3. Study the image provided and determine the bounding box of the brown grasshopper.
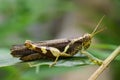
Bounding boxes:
[10,16,104,67]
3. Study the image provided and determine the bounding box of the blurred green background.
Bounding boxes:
[0,0,120,80]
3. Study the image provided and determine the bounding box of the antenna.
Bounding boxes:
[91,15,105,37]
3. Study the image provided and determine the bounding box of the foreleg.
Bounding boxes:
[80,50,103,65]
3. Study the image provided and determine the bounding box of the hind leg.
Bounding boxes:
[24,40,71,67]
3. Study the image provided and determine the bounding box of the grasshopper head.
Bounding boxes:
[82,33,92,50]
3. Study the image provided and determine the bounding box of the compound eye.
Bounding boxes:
[83,34,91,42]
[85,36,90,41]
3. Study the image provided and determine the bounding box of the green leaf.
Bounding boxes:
[0,48,21,67]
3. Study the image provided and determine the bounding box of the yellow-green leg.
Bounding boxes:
[49,55,59,67]
[49,52,71,67]
[80,50,103,65]
[48,48,71,67]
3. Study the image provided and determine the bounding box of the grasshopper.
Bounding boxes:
[11,16,104,67]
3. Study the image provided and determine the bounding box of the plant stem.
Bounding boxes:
[88,46,120,80]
